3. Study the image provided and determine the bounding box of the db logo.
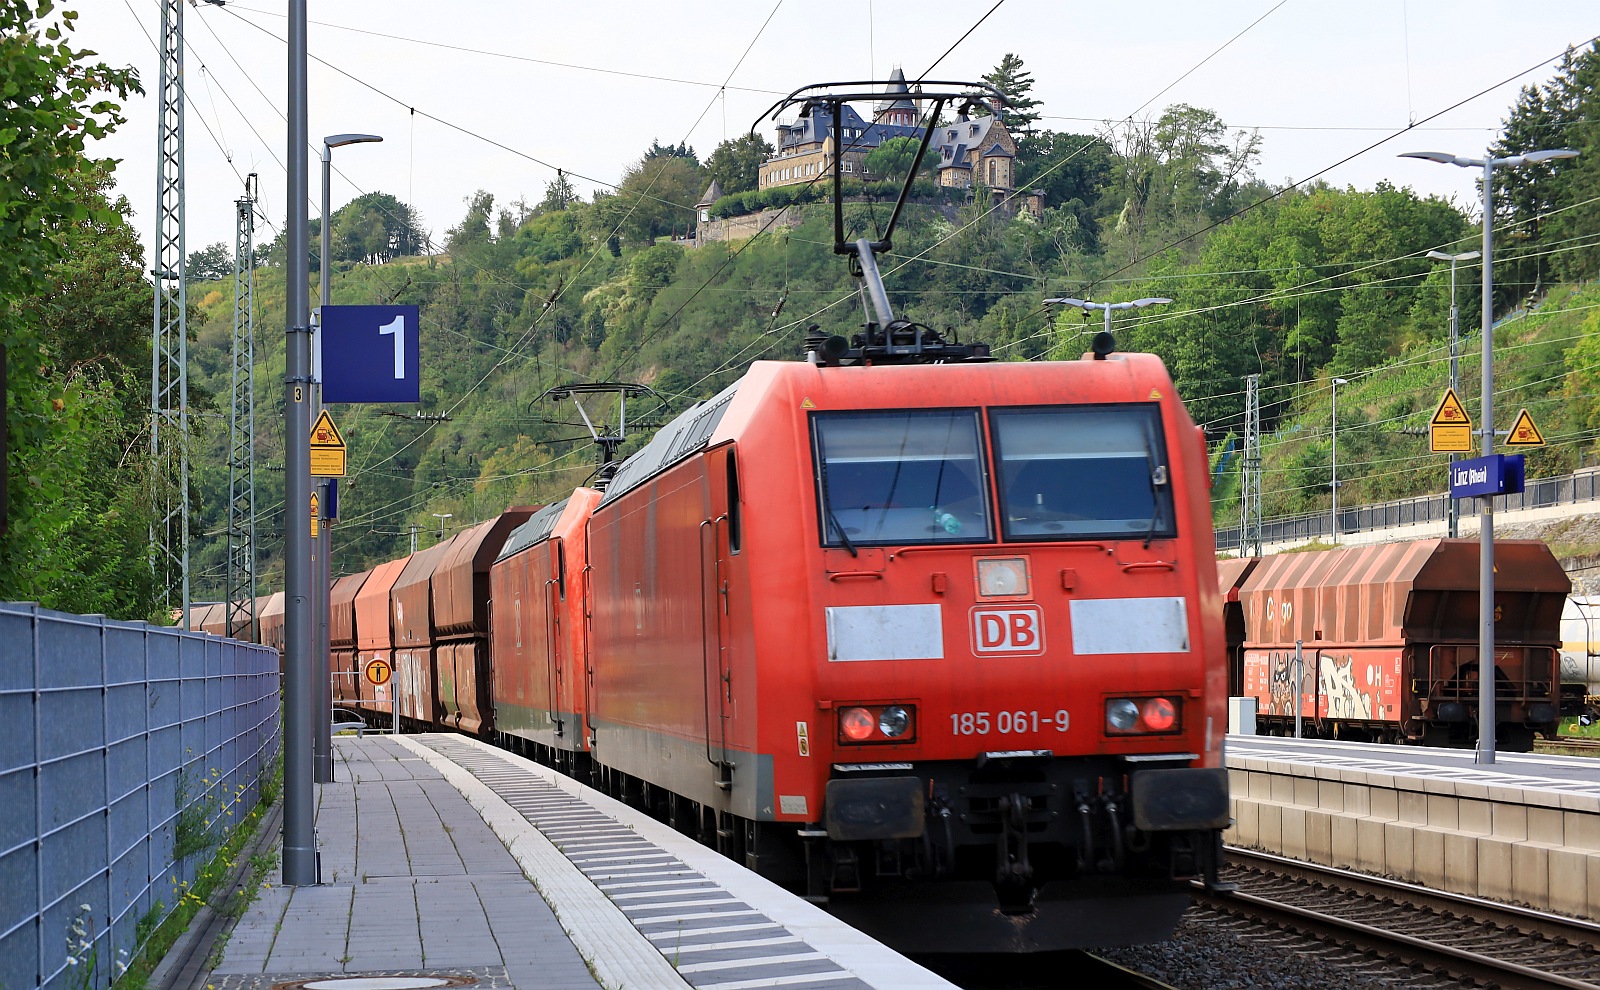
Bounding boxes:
[971,605,1045,656]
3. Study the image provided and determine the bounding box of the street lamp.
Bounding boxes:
[1426,248,1481,539]
[1331,377,1348,543]
[1402,145,1579,764]
[313,132,381,785]
[1043,296,1174,355]
[432,512,453,540]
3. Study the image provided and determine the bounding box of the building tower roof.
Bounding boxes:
[696,179,724,208]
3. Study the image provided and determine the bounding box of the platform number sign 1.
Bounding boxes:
[320,305,421,404]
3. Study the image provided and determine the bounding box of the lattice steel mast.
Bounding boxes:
[227,175,258,638]
[151,0,190,625]
[1240,373,1263,557]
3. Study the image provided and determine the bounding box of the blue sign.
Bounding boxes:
[1450,453,1525,499]
[320,305,421,403]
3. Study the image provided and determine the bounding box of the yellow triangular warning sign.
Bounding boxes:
[1505,407,1546,447]
[1431,387,1471,426]
[1149,388,1163,399]
[310,409,346,448]
[800,397,815,409]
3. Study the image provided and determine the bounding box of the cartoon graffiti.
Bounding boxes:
[1319,653,1373,720]
[1267,652,1294,716]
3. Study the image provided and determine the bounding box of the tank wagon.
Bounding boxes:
[1223,539,1567,748]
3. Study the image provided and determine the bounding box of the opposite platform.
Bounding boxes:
[207,733,956,990]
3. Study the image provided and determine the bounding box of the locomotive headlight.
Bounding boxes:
[977,557,1030,597]
[840,707,876,741]
[878,705,912,738]
[1105,699,1140,733]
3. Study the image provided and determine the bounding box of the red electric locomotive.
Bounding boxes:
[250,76,1232,956]
[574,349,1231,953]
[489,489,603,772]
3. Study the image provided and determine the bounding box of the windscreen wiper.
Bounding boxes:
[826,504,859,557]
[1141,418,1167,550]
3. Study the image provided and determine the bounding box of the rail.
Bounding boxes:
[1194,846,1600,988]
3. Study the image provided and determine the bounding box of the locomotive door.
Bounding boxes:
[544,538,564,740]
[700,447,737,788]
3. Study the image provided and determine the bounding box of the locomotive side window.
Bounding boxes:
[725,454,742,554]
[991,405,1176,542]
[813,410,992,547]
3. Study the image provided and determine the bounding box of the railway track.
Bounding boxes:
[1194,847,1600,988]
[1536,736,1600,754]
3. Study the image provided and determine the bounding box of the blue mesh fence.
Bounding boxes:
[0,604,280,990]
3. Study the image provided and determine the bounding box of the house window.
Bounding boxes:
[988,160,996,185]
[970,123,979,136]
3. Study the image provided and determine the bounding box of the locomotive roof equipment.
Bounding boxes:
[756,79,1006,367]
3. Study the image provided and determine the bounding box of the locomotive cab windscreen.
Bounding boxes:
[813,409,993,546]
[813,404,1175,547]
[992,405,1174,541]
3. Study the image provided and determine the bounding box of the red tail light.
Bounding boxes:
[837,704,918,744]
[1105,696,1183,735]
[840,707,876,741]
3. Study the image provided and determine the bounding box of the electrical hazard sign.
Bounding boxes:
[1504,407,1546,447]
[310,409,347,477]
[1430,387,1473,453]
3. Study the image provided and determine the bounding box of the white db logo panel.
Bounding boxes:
[971,605,1045,656]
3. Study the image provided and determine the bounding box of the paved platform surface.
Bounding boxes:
[1229,734,1600,794]
[208,734,954,990]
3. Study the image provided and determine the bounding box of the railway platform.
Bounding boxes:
[200,734,955,990]
[1224,735,1600,919]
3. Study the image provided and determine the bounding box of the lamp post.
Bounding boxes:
[312,133,382,785]
[1402,145,1579,764]
[432,512,453,541]
[1426,249,1481,539]
[1331,377,1348,543]
[1042,296,1174,353]
[282,0,314,887]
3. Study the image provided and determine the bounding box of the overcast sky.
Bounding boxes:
[68,1,1600,262]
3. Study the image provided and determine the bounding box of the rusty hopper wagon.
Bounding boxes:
[1224,539,1567,749]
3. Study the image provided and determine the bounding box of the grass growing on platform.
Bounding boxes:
[114,757,283,990]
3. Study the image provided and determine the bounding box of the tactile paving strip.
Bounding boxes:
[420,739,872,990]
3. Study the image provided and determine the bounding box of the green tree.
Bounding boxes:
[643,138,699,168]
[185,241,232,282]
[704,133,773,196]
[863,136,930,182]
[2,0,141,575]
[445,189,495,252]
[1015,130,1115,251]
[593,149,703,245]
[980,53,1041,134]
[539,170,580,213]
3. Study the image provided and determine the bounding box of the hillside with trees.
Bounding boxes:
[6,19,1600,613]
